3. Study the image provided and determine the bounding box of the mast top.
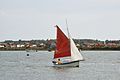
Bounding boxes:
[66,19,70,38]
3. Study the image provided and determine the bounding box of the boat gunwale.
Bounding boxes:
[53,60,79,65]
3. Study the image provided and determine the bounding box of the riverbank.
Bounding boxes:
[0,46,120,51]
[0,48,120,51]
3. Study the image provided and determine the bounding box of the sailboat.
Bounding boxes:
[52,25,84,67]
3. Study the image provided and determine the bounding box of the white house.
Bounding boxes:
[17,44,25,48]
[0,44,5,48]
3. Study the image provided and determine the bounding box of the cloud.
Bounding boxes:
[0,9,8,16]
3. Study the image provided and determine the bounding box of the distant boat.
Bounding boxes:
[52,25,84,67]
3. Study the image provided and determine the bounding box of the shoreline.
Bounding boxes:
[0,49,120,51]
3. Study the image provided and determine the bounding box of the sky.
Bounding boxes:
[0,0,120,41]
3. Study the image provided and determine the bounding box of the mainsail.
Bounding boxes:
[54,25,71,58]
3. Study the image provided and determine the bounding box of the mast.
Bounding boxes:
[66,19,70,38]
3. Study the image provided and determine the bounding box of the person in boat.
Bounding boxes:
[57,59,62,64]
[52,58,62,64]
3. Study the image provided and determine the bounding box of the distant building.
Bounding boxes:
[10,44,17,48]
[17,44,25,48]
[0,43,5,48]
[30,44,37,48]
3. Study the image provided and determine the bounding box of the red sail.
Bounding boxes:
[54,25,71,59]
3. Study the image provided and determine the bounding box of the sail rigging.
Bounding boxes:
[54,25,84,61]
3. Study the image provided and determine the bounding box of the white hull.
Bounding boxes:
[53,60,79,67]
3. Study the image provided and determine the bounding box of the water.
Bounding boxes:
[0,51,120,80]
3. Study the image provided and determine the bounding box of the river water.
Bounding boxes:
[0,51,120,80]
